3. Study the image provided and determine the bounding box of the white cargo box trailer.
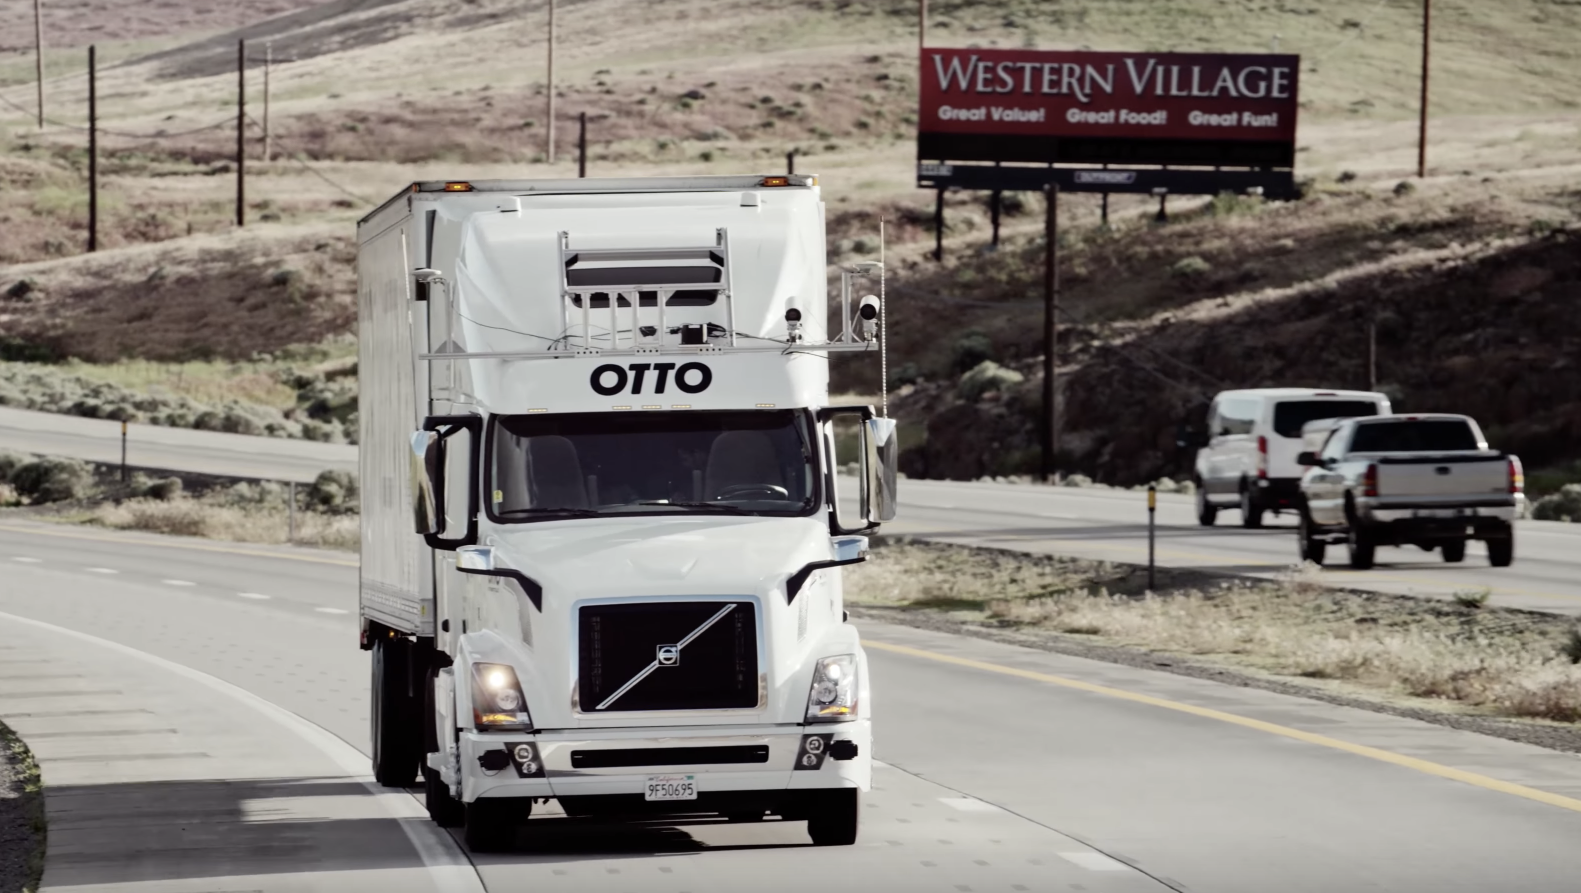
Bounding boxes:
[355,175,897,851]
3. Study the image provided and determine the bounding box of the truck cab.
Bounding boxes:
[355,175,896,850]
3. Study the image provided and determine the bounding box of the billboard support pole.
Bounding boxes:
[1417,0,1430,178]
[918,0,926,51]
[989,189,1001,247]
[1041,183,1059,482]
[932,188,943,262]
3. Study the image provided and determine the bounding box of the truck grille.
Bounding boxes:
[578,601,758,712]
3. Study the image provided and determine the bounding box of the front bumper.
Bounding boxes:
[456,720,871,804]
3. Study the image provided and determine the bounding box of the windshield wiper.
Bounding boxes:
[495,507,603,517]
[634,501,753,514]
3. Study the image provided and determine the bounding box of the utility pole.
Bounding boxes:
[1041,183,1060,481]
[577,111,587,177]
[546,0,556,164]
[236,39,246,227]
[33,0,44,128]
[263,42,272,163]
[1416,0,1431,178]
[87,44,96,252]
[1368,314,1378,391]
[786,149,795,175]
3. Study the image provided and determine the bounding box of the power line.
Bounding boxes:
[245,112,372,206]
[0,88,232,138]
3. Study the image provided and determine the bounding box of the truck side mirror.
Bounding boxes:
[1296,451,1319,468]
[410,430,441,535]
[864,417,899,523]
[410,415,482,549]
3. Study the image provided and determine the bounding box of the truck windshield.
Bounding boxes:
[488,410,817,520]
[1350,420,1479,452]
[1272,400,1381,438]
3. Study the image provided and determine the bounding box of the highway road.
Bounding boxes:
[5,519,1581,892]
[0,406,357,484]
[4,405,1577,615]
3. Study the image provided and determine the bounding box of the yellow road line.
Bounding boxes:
[866,639,1581,816]
[0,523,359,568]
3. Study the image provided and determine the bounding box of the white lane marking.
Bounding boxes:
[162,579,196,587]
[315,607,349,615]
[1039,512,1079,520]
[237,592,272,600]
[12,557,42,563]
[86,567,119,574]
[0,610,485,893]
[1059,852,1133,872]
[938,797,1005,813]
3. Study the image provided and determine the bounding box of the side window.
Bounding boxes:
[1221,399,1256,436]
[1320,427,1348,462]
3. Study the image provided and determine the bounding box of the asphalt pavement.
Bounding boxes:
[5,405,1577,614]
[4,519,1581,891]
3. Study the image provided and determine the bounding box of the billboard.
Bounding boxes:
[918,49,1300,168]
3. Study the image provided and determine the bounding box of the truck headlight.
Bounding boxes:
[472,663,531,730]
[805,654,857,722]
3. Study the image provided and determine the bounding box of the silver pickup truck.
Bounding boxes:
[1295,414,1525,570]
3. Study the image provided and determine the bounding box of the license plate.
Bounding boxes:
[1414,508,1467,518]
[644,775,697,801]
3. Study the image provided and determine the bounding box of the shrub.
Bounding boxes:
[307,469,360,513]
[959,360,1024,401]
[1532,484,1581,522]
[950,329,994,374]
[0,450,28,482]
[10,457,95,503]
[1392,180,1416,197]
[1171,256,1213,278]
[147,477,184,501]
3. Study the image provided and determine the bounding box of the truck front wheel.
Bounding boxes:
[371,636,420,788]
[806,789,860,846]
[1440,540,1467,563]
[464,798,526,852]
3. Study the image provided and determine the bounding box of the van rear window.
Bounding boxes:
[1272,400,1380,438]
[1350,420,1479,453]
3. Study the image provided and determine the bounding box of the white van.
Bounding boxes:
[1194,388,1391,527]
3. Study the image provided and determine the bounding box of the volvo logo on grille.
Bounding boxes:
[656,644,680,666]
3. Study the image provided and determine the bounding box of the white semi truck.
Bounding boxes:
[355,174,897,852]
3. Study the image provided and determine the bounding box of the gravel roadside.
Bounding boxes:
[0,722,44,893]
[851,603,1581,754]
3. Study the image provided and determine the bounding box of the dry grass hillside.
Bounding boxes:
[0,0,1578,488]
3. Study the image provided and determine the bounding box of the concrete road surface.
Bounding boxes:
[0,405,356,484]
[4,519,1581,891]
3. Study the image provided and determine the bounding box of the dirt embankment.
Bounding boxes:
[894,226,1581,484]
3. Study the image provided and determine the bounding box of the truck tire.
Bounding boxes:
[1297,510,1326,566]
[422,669,464,827]
[1239,485,1264,529]
[1347,527,1376,571]
[1487,530,1515,568]
[806,789,859,846]
[371,636,420,788]
[464,797,524,852]
[1196,487,1217,527]
[1440,540,1466,563]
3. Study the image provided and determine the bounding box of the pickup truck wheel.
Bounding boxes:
[1239,486,1264,529]
[464,798,525,852]
[1440,540,1467,563]
[1298,511,1326,566]
[806,789,860,846]
[1196,487,1217,527]
[371,636,420,788]
[1487,533,1515,568]
[1347,527,1376,571]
